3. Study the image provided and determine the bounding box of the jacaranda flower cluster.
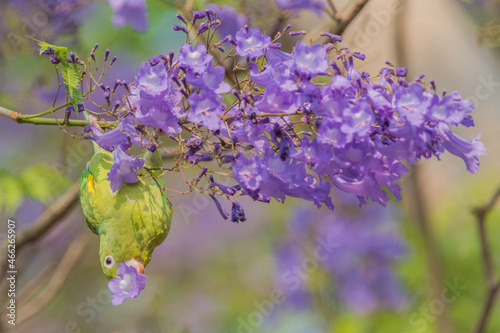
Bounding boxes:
[47,8,485,221]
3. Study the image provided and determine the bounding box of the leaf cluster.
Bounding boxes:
[0,163,72,215]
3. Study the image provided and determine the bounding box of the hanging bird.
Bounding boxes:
[79,148,172,279]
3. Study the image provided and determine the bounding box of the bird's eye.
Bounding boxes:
[103,255,115,269]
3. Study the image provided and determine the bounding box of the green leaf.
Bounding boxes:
[0,170,25,215]
[61,65,84,112]
[33,38,83,114]
[33,38,69,62]
[19,163,72,204]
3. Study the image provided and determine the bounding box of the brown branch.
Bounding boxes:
[332,0,370,36]
[473,280,500,333]
[0,105,20,121]
[17,263,56,307]
[475,188,500,285]
[394,2,453,332]
[405,167,454,333]
[17,233,91,325]
[472,188,500,333]
[0,182,82,333]
[0,182,80,279]
[326,0,339,16]
[0,105,115,128]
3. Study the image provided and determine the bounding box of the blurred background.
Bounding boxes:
[0,0,500,332]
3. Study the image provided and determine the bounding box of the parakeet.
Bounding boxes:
[79,148,172,279]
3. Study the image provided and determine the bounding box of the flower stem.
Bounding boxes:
[20,101,72,119]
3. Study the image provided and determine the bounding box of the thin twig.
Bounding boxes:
[472,188,500,333]
[473,280,500,333]
[326,0,339,17]
[475,188,500,285]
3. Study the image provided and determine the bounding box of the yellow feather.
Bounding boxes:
[87,173,95,195]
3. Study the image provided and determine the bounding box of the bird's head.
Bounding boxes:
[99,233,145,280]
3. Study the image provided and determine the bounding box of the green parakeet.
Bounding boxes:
[79,148,172,279]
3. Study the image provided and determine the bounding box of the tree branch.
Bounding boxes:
[473,280,500,333]
[394,2,453,332]
[18,182,80,252]
[0,182,80,279]
[16,233,91,325]
[0,105,116,128]
[0,182,83,331]
[472,188,500,333]
[326,0,339,17]
[331,0,370,36]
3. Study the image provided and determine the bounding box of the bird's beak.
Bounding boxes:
[126,258,144,274]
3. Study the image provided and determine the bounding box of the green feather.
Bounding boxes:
[79,149,172,279]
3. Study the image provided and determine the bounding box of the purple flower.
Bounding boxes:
[108,262,148,306]
[172,24,188,34]
[339,102,375,139]
[187,152,213,164]
[8,0,87,40]
[260,149,334,209]
[251,60,296,91]
[187,91,225,131]
[317,118,348,148]
[231,153,269,199]
[321,32,342,42]
[191,10,207,23]
[292,41,329,76]
[209,195,229,220]
[274,204,407,313]
[77,21,484,215]
[107,0,148,32]
[128,61,183,133]
[185,62,231,95]
[210,180,240,196]
[207,4,248,39]
[436,123,486,173]
[291,137,334,174]
[231,202,246,222]
[118,116,154,149]
[274,240,311,309]
[392,83,430,126]
[332,169,391,207]
[427,91,475,125]
[84,125,130,152]
[231,149,334,209]
[177,43,213,74]
[148,54,166,67]
[235,27,272,60]
[275,0,326,16]
[107,146,145,192]
[255,86,298,114]
[225,119,272,154]
[395,67,407,77]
